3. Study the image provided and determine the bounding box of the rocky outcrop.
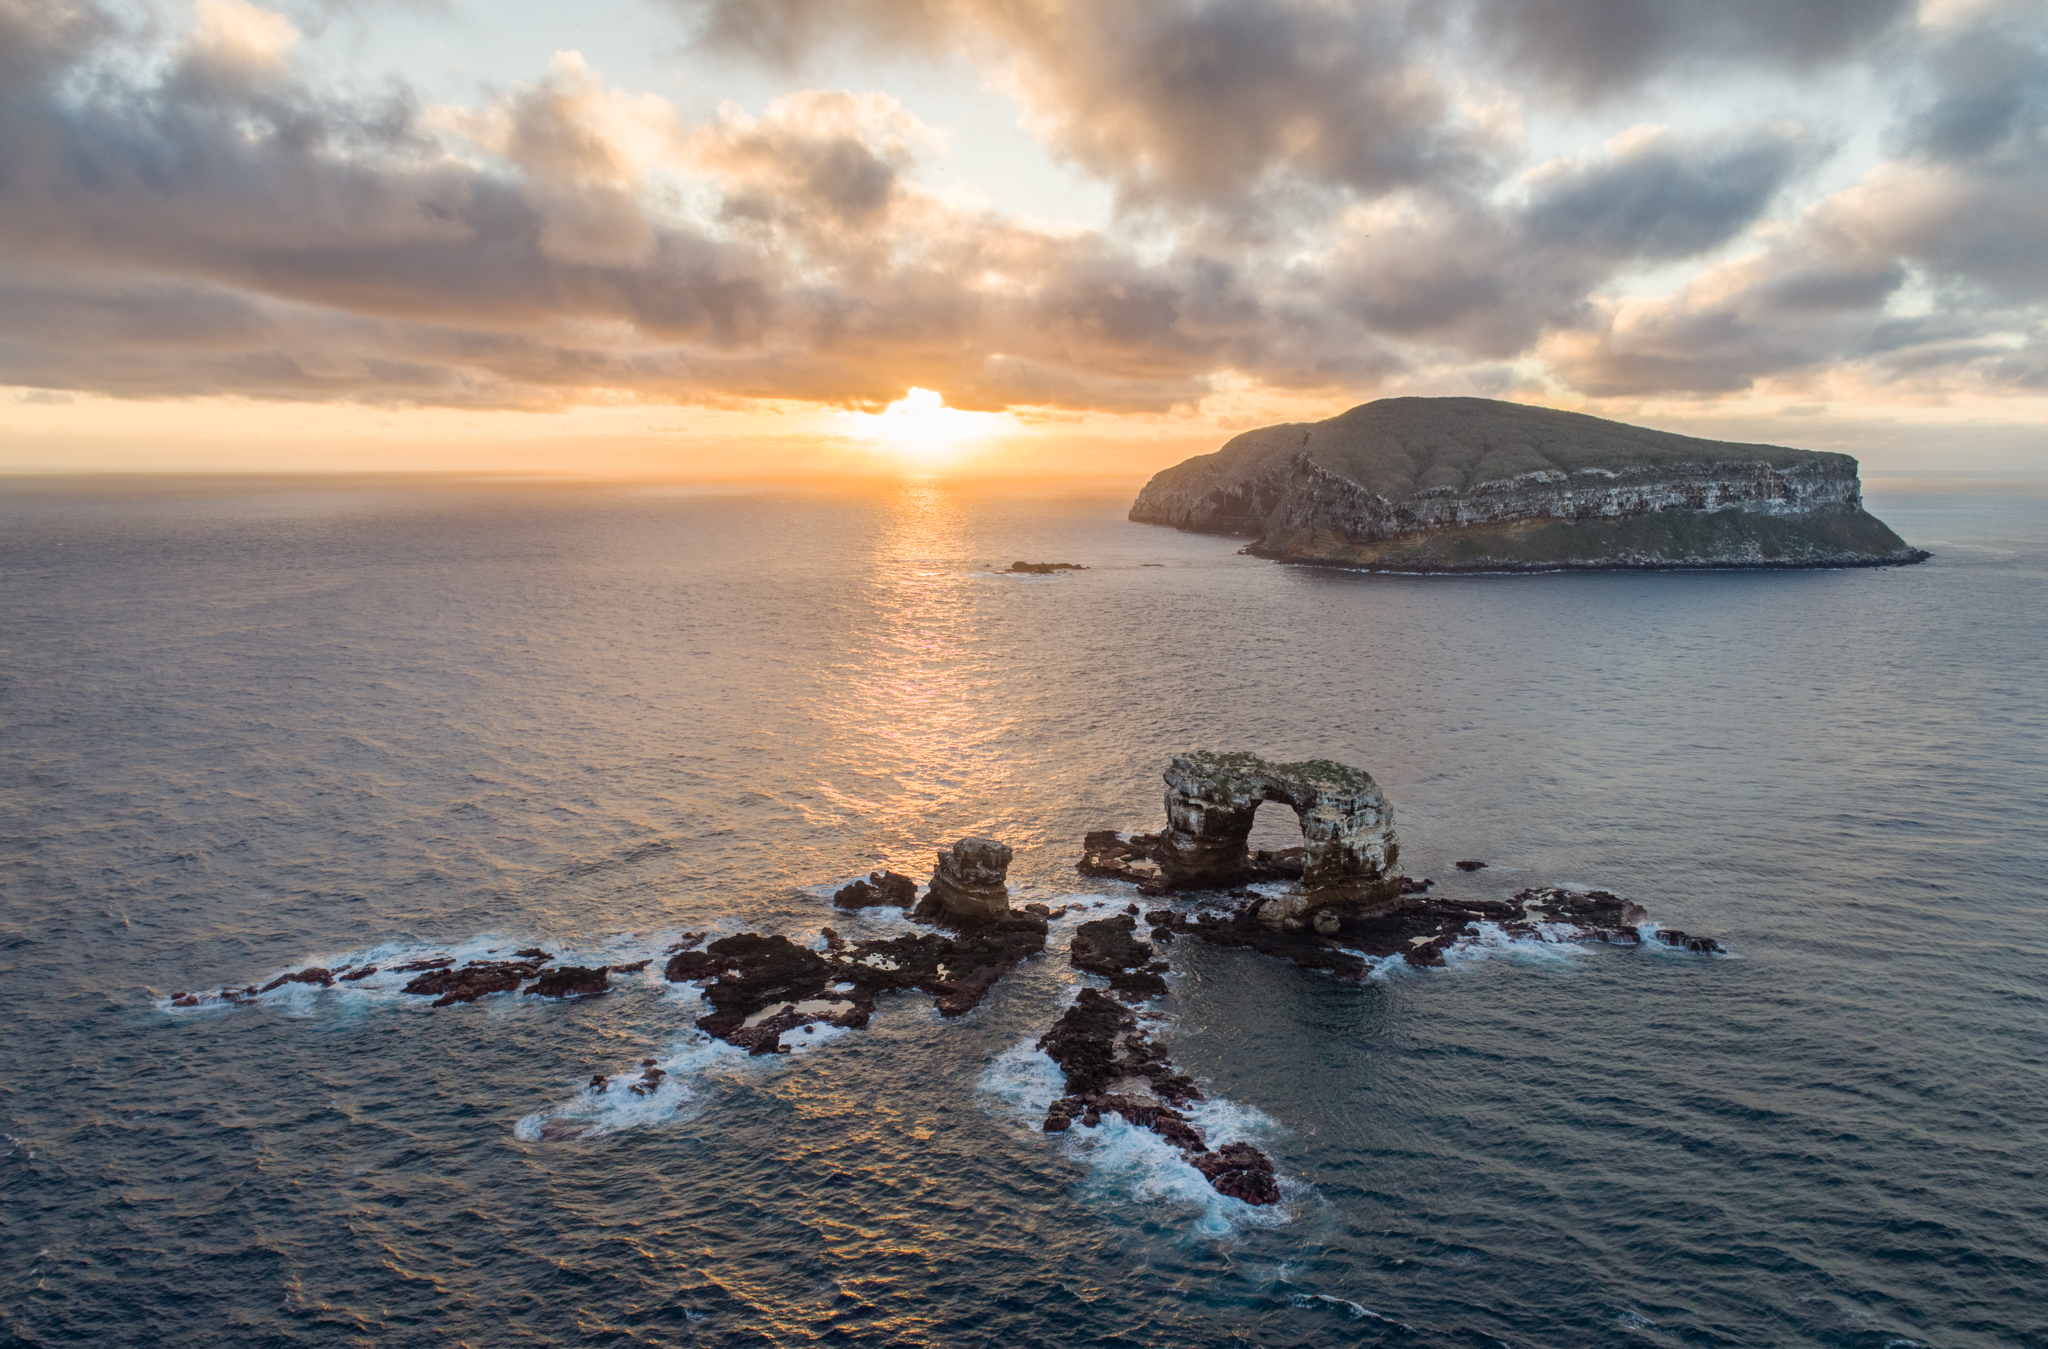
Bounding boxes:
[1081,753,1401,930]
[665,911,1049,1054]
[401,956,551,1007]
[525,965,611,998]
[1035,985,1280,1206]
[1131,396,1927,571]
[924,837,1014,921]
[1150,882,1701,978]
[1070,913,1170,999]
[833,869,919,909]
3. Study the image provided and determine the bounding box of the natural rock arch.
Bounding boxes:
[1157,752,1400,927]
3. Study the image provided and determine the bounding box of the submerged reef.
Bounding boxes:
[1130,396,1928,571]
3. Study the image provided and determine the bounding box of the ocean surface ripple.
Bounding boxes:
[0,475,2042,1347]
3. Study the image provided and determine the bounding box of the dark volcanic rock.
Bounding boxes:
[1653,929,1725,954]
[1078,830,1169,892]
[665,912,1049,1052]
[1034,987,1275,1206]
[1515,886,1648,926]
[258,968,334,993]
[1006,560,1087,574]
[1070,914,1168,999]
[1192,1143,1281,1206]
[339,965,378,982]
[833,868,919,909]
[403,957,547,1007]
[1456,859,1487,871]
[1144,880,1686,980]
[525,965,611,998]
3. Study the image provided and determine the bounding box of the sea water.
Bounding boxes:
[0,473,2042,1346]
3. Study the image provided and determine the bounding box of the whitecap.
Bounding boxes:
[1288,1291,1414,1330]
[159,924,723,1018]
[976,1036,1292,1235]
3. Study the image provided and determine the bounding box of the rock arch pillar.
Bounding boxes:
[1157,752,1401,929]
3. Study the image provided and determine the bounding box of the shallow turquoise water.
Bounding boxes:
[0,474,2042,1346]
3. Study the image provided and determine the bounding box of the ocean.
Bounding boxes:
[1,473,2042,1347]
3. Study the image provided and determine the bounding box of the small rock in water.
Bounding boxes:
[1070,914,1168,999]
[404,956,549,1007]
[524,965,611,998]
[1193,1142,1281,1206]
[1456,859,1488,871]
[833,869,918,909]
[258,968,335,993]
[1005,560,1087,574]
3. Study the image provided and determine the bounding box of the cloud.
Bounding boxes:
[677,0,1486,211]
[1543,8,2048,395]
[0,0,2040,422]
[1520,126,1812,261]
[1460,0,1914,103]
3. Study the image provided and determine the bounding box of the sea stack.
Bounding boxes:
[1078,752,1404,932]
[925,837,1015,921]
[1130,396,1927,571]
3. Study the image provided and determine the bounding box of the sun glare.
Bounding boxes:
[866,387,990,467]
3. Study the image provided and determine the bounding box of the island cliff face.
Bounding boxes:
[1130,397,1928,571]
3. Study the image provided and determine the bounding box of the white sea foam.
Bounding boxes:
[156,923,727,1017]
[512,1032,734,1143]
[1441,919,1592,969]
[512,976,865,1143]
[977,1036,1292,1235]
[1637,921,1738,958]
[1288,1291,1414,1329]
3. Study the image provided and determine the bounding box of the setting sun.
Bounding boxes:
[859,387,1004,468]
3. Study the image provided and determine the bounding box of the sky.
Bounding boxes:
[1,0,2044,477]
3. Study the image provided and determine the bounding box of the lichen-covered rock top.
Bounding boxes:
[1164,751,1382,810]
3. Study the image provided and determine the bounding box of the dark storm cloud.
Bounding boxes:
[1521,130,1811,261]
[1460,0,1914,103]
